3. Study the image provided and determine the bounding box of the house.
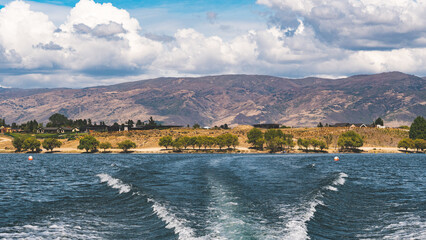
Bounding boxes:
[253,124,281,129]
[330,123,351,127]
[331,123,371,128]
[376,125,387,129]
[1,127,19,134]
[83,125,109,133]
[350,123,369,128]
[37,127,75,134]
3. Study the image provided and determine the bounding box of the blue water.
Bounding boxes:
[0,154,425,239]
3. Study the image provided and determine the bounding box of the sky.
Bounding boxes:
[0,0,426,88]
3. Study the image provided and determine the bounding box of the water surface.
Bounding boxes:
[0,154,425,239]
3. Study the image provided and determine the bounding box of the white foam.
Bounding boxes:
[97,173,131,194]
[325,186,338,191]
[281,197,324,240]
[281,173,349,239]
[382,215,426,239]
[0,222,100,239]
[333,173,348,186]
[147,198,197,240]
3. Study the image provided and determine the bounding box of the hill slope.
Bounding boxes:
[0,72,424,126]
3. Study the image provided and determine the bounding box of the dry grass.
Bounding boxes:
[1,126,408,153]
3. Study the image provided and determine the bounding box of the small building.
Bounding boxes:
[253,124,281,129]
[37,127,75,134]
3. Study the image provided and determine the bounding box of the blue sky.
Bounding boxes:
[0,0,426,88]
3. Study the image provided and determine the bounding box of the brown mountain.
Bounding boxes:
[0,72,424,127]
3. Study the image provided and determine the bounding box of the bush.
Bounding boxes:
[247,128,264,150]
[159,136,173,149]
[398,138,414,150]
[338,131,363,149]
[414,139,426,152]
[12,136,26,152]
[23,137,41,152]
[77,135,100,152]
[117,140,136,153]
[42,138,62,152]
[99,142,112,152]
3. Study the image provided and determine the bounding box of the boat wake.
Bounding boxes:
[279,172,348,240]
[97,173,131,194]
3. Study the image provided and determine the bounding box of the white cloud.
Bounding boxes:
[257,0,426,49]
[0,0,426,88]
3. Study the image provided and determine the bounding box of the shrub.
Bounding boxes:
[77,135,100,152]
[117,140,136,153]
[338,131,363,149]
[398,138,414,151]
[23,137,41,152]
[99,142,112,152]
[159,136,173,149]
[42,138,62,152]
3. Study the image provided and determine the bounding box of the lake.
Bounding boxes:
[0,153,425,239]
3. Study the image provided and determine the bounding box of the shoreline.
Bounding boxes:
[0,147,420,154]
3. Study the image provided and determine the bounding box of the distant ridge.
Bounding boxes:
[0,72,424,127]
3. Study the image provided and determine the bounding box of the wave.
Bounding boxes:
[0,222,101,239]
[281,172,348,239]
[147,198,198,240]
[97,173,131,194]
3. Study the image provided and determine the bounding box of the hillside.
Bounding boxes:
[0,72,424,127]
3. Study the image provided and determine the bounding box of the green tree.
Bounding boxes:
[205,136,216,149]
[193,123,201,129]
[196,136,204,149]
[323,134,333,148]
[189,137,198,149]
[23,137,41,152]
[42,138,62,152]
[159,136,173,149]
[297,138,310,150]
[374,117,384,126]
[310,139,320,150]
[47,113,70,127]
[319,140,327,151]
[247,128,264,150]
[12,136,26,152]
[231,135,239,149]
[338,131,363,149]
[99,142,112,152]
[173,137,184,151]
[215,135,226,150]
[148,116,157,126]
[317,122,323,127]
[117,140,136,153]
[77,135,100,152]
[181,136,191,150]
[398,138,414,151]
[264,129,284,152]
[414,139,426,152]
[409,116,426,140]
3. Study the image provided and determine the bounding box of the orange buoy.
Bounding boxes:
[28,156,33,161]
[334,156,339,161]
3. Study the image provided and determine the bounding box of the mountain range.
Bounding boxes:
[0,72,425,127]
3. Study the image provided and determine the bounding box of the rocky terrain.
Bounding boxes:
[0,72,424,127]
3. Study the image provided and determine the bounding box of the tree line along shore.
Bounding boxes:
[0,116,424,154]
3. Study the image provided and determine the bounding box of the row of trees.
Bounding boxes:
[12,135,137,153]
[159,133,239,151]
[398,139,426,152]
[247,128,364,152]
[297,138,327,151]
[77,135,137,153]
[13,137,62,152]
[398,116,426,152]
[247,128,294,152]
